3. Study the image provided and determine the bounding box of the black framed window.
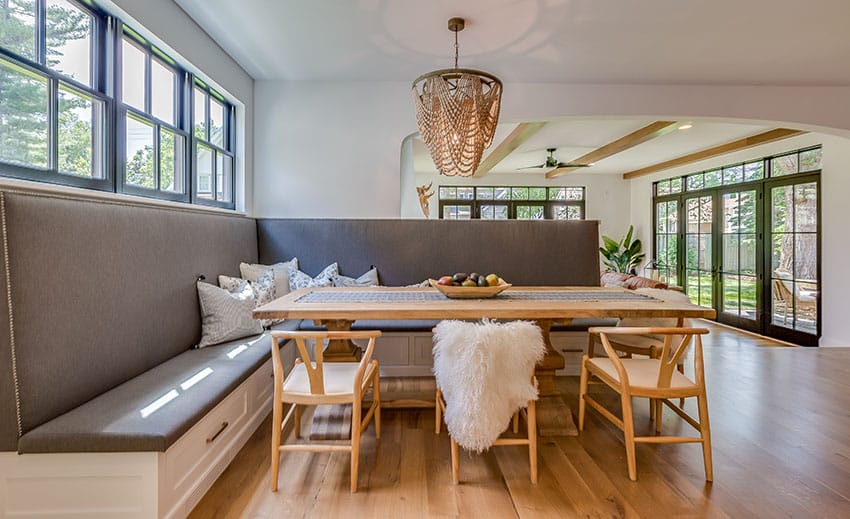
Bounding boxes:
[191,78,234,206]
[1,1,239,210]
[117,28,187,201]
[438,185,585,220]
[0,0,110,189]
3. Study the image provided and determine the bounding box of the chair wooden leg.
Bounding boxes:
[697,392,714,482]
[678,364,686,407]
[621,394,638,481]
[435,388,442,434]
[351,401,362,493]
[513,412,519,434]
[649,398,655,421]
[294,404,301,439]
[270,400,283,492]
[655,399,663,434]
[450,436,460,484]
[528,399,538,484]
[373,371,381,440]
[578,356,589,431]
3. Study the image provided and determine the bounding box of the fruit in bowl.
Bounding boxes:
[428,272,511,298]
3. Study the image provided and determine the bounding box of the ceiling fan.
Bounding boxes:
[518,148,593,170]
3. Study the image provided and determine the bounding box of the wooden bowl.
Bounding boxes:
[428,278,512,299]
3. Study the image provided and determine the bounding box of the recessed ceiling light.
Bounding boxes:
[678,123,693,130]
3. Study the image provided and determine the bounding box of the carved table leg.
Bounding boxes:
[534,318,578,437]
[316,319,362,362]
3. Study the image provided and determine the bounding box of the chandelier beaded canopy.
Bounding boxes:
[412,17,503,177]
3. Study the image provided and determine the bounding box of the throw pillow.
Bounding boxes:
[219,271,281,328]
[404,279,431,288]
[239,258,298,299]
[332,267,380,287]
[288,262,339,291]
[196,281,263,348]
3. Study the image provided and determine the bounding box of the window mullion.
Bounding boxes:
[36,0,47,66]
[48,77,58,172]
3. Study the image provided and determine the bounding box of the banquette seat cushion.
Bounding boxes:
[17,321,299,454]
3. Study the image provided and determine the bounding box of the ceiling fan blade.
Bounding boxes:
[556,162,593,168]
[517,164,545,170]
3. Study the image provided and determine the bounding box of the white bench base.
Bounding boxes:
[0,358,275,519]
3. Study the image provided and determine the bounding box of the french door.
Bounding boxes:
[654,174,819,344]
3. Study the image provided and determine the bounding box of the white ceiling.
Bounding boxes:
[174,0,839,177]
[175,0,850,85]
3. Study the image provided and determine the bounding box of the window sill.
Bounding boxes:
[0,177,247,218]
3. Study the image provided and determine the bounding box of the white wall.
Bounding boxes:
[106,0,255,212]
[628,132,850,347]
[253,81,850,218]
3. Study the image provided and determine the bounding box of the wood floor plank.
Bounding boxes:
[190,321,850,518]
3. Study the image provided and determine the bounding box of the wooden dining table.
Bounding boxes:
[254,286,716,436]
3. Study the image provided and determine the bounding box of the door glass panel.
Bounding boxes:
[721,190,757,320]
[770,181,818,335]
[684,195,710,305]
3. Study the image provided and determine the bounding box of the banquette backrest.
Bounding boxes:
[256,218,601,287]
[0,191,258,451]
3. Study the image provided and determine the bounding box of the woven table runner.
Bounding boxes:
[297,289,659,304]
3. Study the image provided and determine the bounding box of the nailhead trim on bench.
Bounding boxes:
[1,193,22,438]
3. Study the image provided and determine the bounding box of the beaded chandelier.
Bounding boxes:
[412,18,502,177]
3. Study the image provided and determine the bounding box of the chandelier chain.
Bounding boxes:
[454,29,459,69]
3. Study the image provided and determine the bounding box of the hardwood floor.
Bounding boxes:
[189,321,850,518]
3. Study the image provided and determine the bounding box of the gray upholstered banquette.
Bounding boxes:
[0,193,602,454]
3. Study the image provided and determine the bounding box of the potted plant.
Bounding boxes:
[599,225,645,274]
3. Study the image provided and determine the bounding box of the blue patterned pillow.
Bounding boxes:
[288,262,339,291]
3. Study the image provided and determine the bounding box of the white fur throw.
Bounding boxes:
[433,320,545,452]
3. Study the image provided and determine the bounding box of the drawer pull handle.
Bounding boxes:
[206,421,229,444]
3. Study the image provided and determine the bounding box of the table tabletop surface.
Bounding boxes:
[253,286,717,321]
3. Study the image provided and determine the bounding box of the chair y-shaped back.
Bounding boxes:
[579,326,713,482]
[269,330,382,493]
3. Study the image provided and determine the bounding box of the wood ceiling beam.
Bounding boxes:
[622,128,807,180]
[473,121,547,177]
[546,121,679,179]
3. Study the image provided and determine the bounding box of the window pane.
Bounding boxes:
[151,59,175,125]
[528,187,546,200]
[439,186,456,199]
[480,205,494,219]
[193,87,206,139]
[794,182,817,232]
[456,187,473,200]
[476,187,493,200]
[0,58,48,168]
[216,152,232,202]
[704,169,721,187]
[548,187,565,200]
[744,161,764,181]
[687,173,704,191]
[771,154,798,177]
[565,187,583,200]
[656,180,670,195]
[567,206,581,220]
[799,148,822,172]
[46,0,92,86]
[670,178,682,193]
[494,187,510,200]
[122,38,145,110]
[210,97,224,147]
[124,113,154,188]
[159,128,184,192]
[723,165,743,184]
[0,1,36,60]
[511,187,528,200]
[58,83,102,178]
[196,143,213,198]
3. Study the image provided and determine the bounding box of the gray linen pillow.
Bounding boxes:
[196,281,263,348]
[219,271,281,328]
[332,267,380,287]
[239,258,297,299]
